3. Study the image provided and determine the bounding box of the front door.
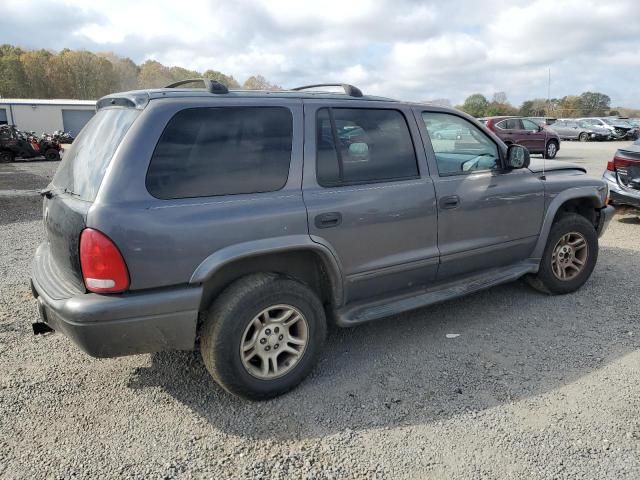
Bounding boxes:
[302,101,439,303]
[521,118,546,152]
[418,109,545,280]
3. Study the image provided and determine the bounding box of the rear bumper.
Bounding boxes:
[603,171,640,209]
[31,243,201,358]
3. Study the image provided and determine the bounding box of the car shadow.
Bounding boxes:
[127,245,638,440]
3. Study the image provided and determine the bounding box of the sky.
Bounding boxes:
[2,0,639,107]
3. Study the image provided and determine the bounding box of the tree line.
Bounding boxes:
[456,91,639,119]
[0,44,281,99]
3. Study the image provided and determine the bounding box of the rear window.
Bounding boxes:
[315,107,418,187]
[52,108,139,201]
[146,107,293,199]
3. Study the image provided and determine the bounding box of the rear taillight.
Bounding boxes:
[79,228,129,293]
[608,153,639,172]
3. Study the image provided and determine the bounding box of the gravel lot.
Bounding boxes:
[1,142,639,479]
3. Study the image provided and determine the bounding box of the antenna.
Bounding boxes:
[542,66,551,180]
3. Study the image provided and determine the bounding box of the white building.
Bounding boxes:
[0,99,96,136]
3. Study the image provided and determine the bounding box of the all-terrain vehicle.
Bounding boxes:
[31,80,614,399]
[0,125,61,162]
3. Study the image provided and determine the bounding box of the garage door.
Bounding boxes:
[62,109,95,136]
[0,108,7,125]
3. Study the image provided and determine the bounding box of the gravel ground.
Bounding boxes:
[1,145,639,479]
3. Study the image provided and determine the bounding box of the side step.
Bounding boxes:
[335,262,537,327]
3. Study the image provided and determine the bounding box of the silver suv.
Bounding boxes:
[31,81,614,399]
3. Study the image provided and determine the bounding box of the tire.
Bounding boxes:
[526,213,598,295]
[0,150,14,163]
[578,132,589,142]
[200,273,327,400]
[544,140,558,159]
[44,148,60,161]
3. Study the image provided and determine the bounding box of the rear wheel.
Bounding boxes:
[200,274,327,400]
[578,132,589,142]
[544,140,558,159]
[527,214,598,294]
[0,150,14,163]
[44,148,60,161]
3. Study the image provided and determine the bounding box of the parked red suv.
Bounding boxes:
[480,116,561,159]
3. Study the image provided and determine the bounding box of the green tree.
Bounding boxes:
[243,75,282,90]
[168,66,201,82]
[100,53,139,92]
[0,45,27,98]
[579,91,610,116]
[459,94,489,117]
[203,69,241,88]
[137,60,174,88]
[20,49,54,98]
[50,50,116,99]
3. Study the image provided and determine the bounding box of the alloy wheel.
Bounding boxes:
[240,304,309,380]
[551,232,588,281]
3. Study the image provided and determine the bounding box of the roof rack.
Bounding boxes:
[291,83,363,98]
[165,78,229,95]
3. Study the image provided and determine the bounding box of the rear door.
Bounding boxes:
[302,101,439,303]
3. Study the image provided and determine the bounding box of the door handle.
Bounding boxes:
[315,212,342,229]
[440,195,460,209]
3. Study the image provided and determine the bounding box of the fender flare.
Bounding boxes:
[530,186,606,260]
[189,235,345,306]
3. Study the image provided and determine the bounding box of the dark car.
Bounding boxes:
[480,116,561,159]
[603,138,640,208]
[31,80,612,399]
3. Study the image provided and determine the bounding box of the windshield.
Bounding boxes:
[52,108,139,201]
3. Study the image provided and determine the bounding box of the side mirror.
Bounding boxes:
[538,125,544,132]
[506,144,530,169]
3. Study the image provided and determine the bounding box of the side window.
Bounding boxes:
[505,118,523,130]
[422,112,500,176]
[522,119,540,131]
[146,107,293,199]
[315,108,418,187]
[495,120,507,130]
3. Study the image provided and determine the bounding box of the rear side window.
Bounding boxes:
[52,108,138,201]
[316,107,418,187]
[146,107,293,199]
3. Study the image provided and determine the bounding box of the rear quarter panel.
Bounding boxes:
[88,97,308,291]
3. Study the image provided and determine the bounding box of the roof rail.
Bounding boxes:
[165,78,229,95]
[291,83,363,98]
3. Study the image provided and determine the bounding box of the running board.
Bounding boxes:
[335,262,538,327]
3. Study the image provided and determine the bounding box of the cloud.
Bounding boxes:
[2,0,639,107]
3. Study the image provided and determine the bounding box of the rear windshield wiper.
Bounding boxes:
[39,187,55,199]
[39,187,80,198]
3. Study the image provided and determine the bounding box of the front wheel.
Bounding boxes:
[200,274,327,400]
[578,132,589,142]
[544,140,558,159]
[526,214,598,295]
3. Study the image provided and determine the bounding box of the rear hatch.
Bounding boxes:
[610,145,640,190]
[41,107,139,295]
